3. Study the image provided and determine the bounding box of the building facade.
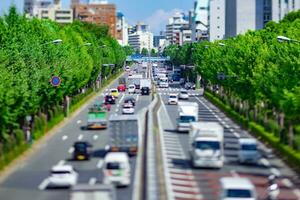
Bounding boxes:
[24,0,52,17]
[128,31,153,52]
[209,0,226,41]
[73,1,117,38]
[165,12,190,45]
[192,0,209,41]
[116,12,128,46]
[38,6,73,24]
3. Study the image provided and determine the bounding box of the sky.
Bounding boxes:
[1,0,194,34]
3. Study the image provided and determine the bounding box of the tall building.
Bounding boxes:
[209,0,225,41]
[73,1,117,38]
[128,30,153,52]
[191,0,209,41]
[116,12,128,46]
[225,0,300,38]
[165,12,190,45]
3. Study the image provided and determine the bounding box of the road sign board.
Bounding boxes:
[50,76,61,87]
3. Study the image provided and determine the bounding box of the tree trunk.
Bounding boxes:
[279,113,285,130]
[288,121,294,148]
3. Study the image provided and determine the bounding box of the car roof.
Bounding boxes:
[125,96,135,100]
[110,88,118,91]
[104,152,129,162]
[239,138,257,144]
[169,93,178,96]
[51,164,73,172]
[220,177,254,190]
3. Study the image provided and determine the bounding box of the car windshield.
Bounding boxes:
[123,104,132,108]
[226,189,252,198]
[241,144,257,151]
[181,91,188,94]
[195,141,220,150]
[129,86,135,89]
[169,95,177,99]
[106,162,124,170]
[179,116,195,122]
[75,143,87,150]
[110,89,117,92]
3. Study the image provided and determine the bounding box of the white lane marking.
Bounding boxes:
[173,192,202,199]
[68,147,74,154]
[170,173,195,180]
[282,178,293,188]
[171,179,198,186]
[76,120,82,124]
[78,134,83,141]
[233,132,240,138]
[89,177,97,185]
[62,135,68,141]
[169,168,193,174]
[97,159,104,168]
[57,160,65,166]
[93,135,98,140]
[117,104,120,107]
[105,89,108,92]
[115,109,119,112]
[172,185,200,192]
[136,94,139,102]
[260,158,270,167]
[270,168,281,176]
[38,178,49,190]
[119,94,125,103]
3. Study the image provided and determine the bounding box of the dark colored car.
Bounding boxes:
[73,141,93,161]
[104,95,116,104]
[141,87,150,95]
[124,96,136,106]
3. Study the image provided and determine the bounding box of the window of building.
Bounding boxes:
[217,7,220,10]
[217,16,220,19]
[217,26,220,29]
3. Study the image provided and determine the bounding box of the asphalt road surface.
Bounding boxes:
[0,64,151,200]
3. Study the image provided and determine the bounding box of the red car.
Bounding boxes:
[117,84,126,92]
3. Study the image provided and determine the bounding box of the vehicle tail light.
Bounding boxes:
[111,147,119,152]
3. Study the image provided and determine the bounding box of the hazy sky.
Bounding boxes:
[1,0,194,34]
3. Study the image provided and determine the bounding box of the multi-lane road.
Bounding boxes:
[0,64,151,200]
[1,62,300,200]
[157,83,300,200]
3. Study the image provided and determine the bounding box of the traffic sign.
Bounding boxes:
[50,76,61,87]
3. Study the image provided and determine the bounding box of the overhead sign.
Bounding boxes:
[50,76,61,87]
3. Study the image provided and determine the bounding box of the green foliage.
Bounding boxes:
[0,7,126,142]
[141,48,149,56]
[164,10,300,139]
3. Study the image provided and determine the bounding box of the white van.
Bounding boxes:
[128,84,136,94]
[238,138,260,164]
[103,152,131,187]
[220,177,256,200]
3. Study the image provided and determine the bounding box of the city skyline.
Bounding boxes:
[1,0,194,34]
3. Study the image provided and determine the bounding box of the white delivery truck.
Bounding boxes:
[189,122,224,168]
[140,78,152,89]
[142,62,147,69]
[177,102,199,132]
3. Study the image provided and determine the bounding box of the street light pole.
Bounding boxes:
[277,35,300,43]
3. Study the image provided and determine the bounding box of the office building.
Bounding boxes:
[73,1,117,38]
[165,12,190,45]
[225,0,300,38]
[24,0,52,17]
[209,0,225,41]
[116,12,128,46]
[191,0,209,41]
[128,31,153,52]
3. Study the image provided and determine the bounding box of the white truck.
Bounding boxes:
[177,102,199,132]
[108,115,139,156]
[140,78,152,89]
[189,122,224,168]
[142,62,147,69]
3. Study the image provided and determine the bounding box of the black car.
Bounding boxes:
[73,141,93,160]
[141,87,150,95]
[104,95,116,104]
[124,96,136,106]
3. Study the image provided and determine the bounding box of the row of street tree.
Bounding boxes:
[164,11,300,150]
[0,7,127,155]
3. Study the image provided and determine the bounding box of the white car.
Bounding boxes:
[103,152,131,187]
[219,177,256,200]
[168,94,178,105]
[122,103,135,114]
[125,66,130,72]
[48,165,78,188]
[128,84,136,94]
[179,90,189,100]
